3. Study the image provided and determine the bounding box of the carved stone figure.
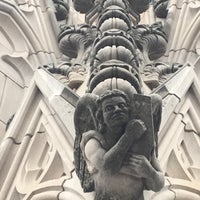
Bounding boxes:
[74,89,164,200]
[70,1,167,198]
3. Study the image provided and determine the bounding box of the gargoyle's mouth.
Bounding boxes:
[112,113,127,120]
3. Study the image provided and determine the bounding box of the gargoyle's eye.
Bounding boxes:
[118,103,127,109]
[104,105,114,112]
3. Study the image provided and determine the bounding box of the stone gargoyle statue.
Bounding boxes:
[74,89,164,200]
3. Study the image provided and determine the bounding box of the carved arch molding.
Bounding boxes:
[151,181,200,200]
[0,0,54,87]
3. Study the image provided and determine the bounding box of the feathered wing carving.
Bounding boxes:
[74,93,98,192]
[151,94,162,157]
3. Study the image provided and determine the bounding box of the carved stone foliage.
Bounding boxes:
[72,0,151,14]
[73,0,95,13]
[88,31,142,94]
[153,0,169,18]
[128,0,151,13]
[86,2,167,95]
[56,24,98,90]
[132,22,168,61]
[58,24,97,59]
[44,63,87,90]
[53,0,69,21]
[54,0,168,92]
[142,62,183,89]
[96,2,134,31]
[85,1,142,95]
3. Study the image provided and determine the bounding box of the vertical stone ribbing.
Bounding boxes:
[87,0,144,96]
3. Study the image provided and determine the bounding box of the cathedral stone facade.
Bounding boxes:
[0,0,200,199]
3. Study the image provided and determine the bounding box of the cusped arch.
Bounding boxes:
[0,1,50,86]
[0,1,46,54]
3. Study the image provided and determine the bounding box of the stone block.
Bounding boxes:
[0,78,24,123]
[0,121,6,141]
[0,72,6,103]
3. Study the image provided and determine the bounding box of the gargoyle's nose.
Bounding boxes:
[113,105,121,112]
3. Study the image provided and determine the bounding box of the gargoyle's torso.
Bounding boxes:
[94,171,144,200]
[82,132,146,200]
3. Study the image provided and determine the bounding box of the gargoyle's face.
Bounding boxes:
[102,96,129,128]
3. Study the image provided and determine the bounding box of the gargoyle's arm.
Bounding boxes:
[84,136,132,175]
[84,120,146,175]
[144,152,165,192]
[119,152,165,192]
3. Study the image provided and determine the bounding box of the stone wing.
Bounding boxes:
[74,93,98,192]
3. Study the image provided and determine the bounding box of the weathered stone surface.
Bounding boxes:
[53,0,69,21]
[154,0,169,18]
[0,78,24,124]
[1,0,200,200]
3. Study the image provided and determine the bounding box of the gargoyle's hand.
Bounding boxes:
[125,119,147,140]
[124,155,154,178]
